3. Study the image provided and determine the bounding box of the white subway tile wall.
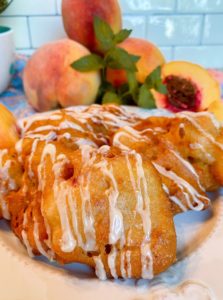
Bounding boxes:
[0,0,223,68]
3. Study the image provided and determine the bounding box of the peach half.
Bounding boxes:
[208,100,223,122]
[154,61,221,112]
[0,104,19,149]
[23,39,101,112]
[106,38,166,87]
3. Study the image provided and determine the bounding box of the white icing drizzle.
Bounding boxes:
[189,143,214,163]
[65,112,95,132]
[120,251,127,279]
[162,183,169,194]
[53,180,77,252]
[62,132,71,140]
[179,123,185,130]
[66,185,84,248]
[108,247,118,279]
[26,132,57,141]
[80,145,96,166]
[113,126,147,151]
[28,125,59,134]
[51,153,77,253]
[2,160,16,190]
[72,145,98,251]
[36,143,58,253]
[21,212,34,257]
[0,150,13,219]
[170,196,188,212]
[182,111,220,130]
[178,113,223,151]
[28,139,39,178]
[170,149,205,192]
[74,138,97,148]
[38,143,57,191]
[20,112,62,135]
[126,250,132,278]
[100,111,132,129]
[153,163,208,211]
[33,218,54,260]
[0,193,10,220]
[93,256,107,281]
[79,172,97,252]
[38,143,97,254]
[15,139,23,163]
[162,184,187,212]
[96,160,124,246]
[60,120,85,132]
[125,152,153,279]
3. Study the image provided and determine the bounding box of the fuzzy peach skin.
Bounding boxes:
[62,0,122,52]
[0,104,19,149]
[154,61,221,112]
[106,38,166,87]
[23,39,101,112]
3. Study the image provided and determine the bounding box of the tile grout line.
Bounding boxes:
[200,14,205,45]
[26,16,33,49]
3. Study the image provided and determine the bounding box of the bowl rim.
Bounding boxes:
[0,26,13,36]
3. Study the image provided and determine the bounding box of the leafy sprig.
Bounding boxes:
[71,16,167,108]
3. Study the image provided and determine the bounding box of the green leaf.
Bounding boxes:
[155,83,168,95]
[126,71,139,101]
[114,29,132,44]
[145,65,162,89]
[106,47,137,72]
[138,85,157,109]
[71,54,104,72]
[102,91,122,105]
[130,54,140,64]
[144,66,168,95]
[118,83,129,95]
[93,16,115,52]
[96,80,116,104]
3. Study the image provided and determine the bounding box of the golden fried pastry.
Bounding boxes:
[18,104,141,148]
[132,112,223,191]
[0,148,23,219]
[0,104,221,280]
[112,126,210,215]
[2,142,176,279]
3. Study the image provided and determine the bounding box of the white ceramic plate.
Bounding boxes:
[0,107,222,300]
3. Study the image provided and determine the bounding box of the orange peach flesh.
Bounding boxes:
[23,39,101,112]
[0,104,19,149]
[208,100,223,122]
[154,61,221,112]
[62,0,122,52]
[106,38,166,87]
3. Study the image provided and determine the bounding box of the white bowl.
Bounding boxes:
[0,26,14,94]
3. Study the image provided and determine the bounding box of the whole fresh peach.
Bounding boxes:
[106,38,166,87]
[23,39,101,112]
[62,0,122,52]
[0,104,19,149]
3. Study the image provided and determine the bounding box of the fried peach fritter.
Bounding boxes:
[112,126,210,215]
[19,104,141,148]
[4,144,176,279]
[1,105,221,280]
[133,112,223,191]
